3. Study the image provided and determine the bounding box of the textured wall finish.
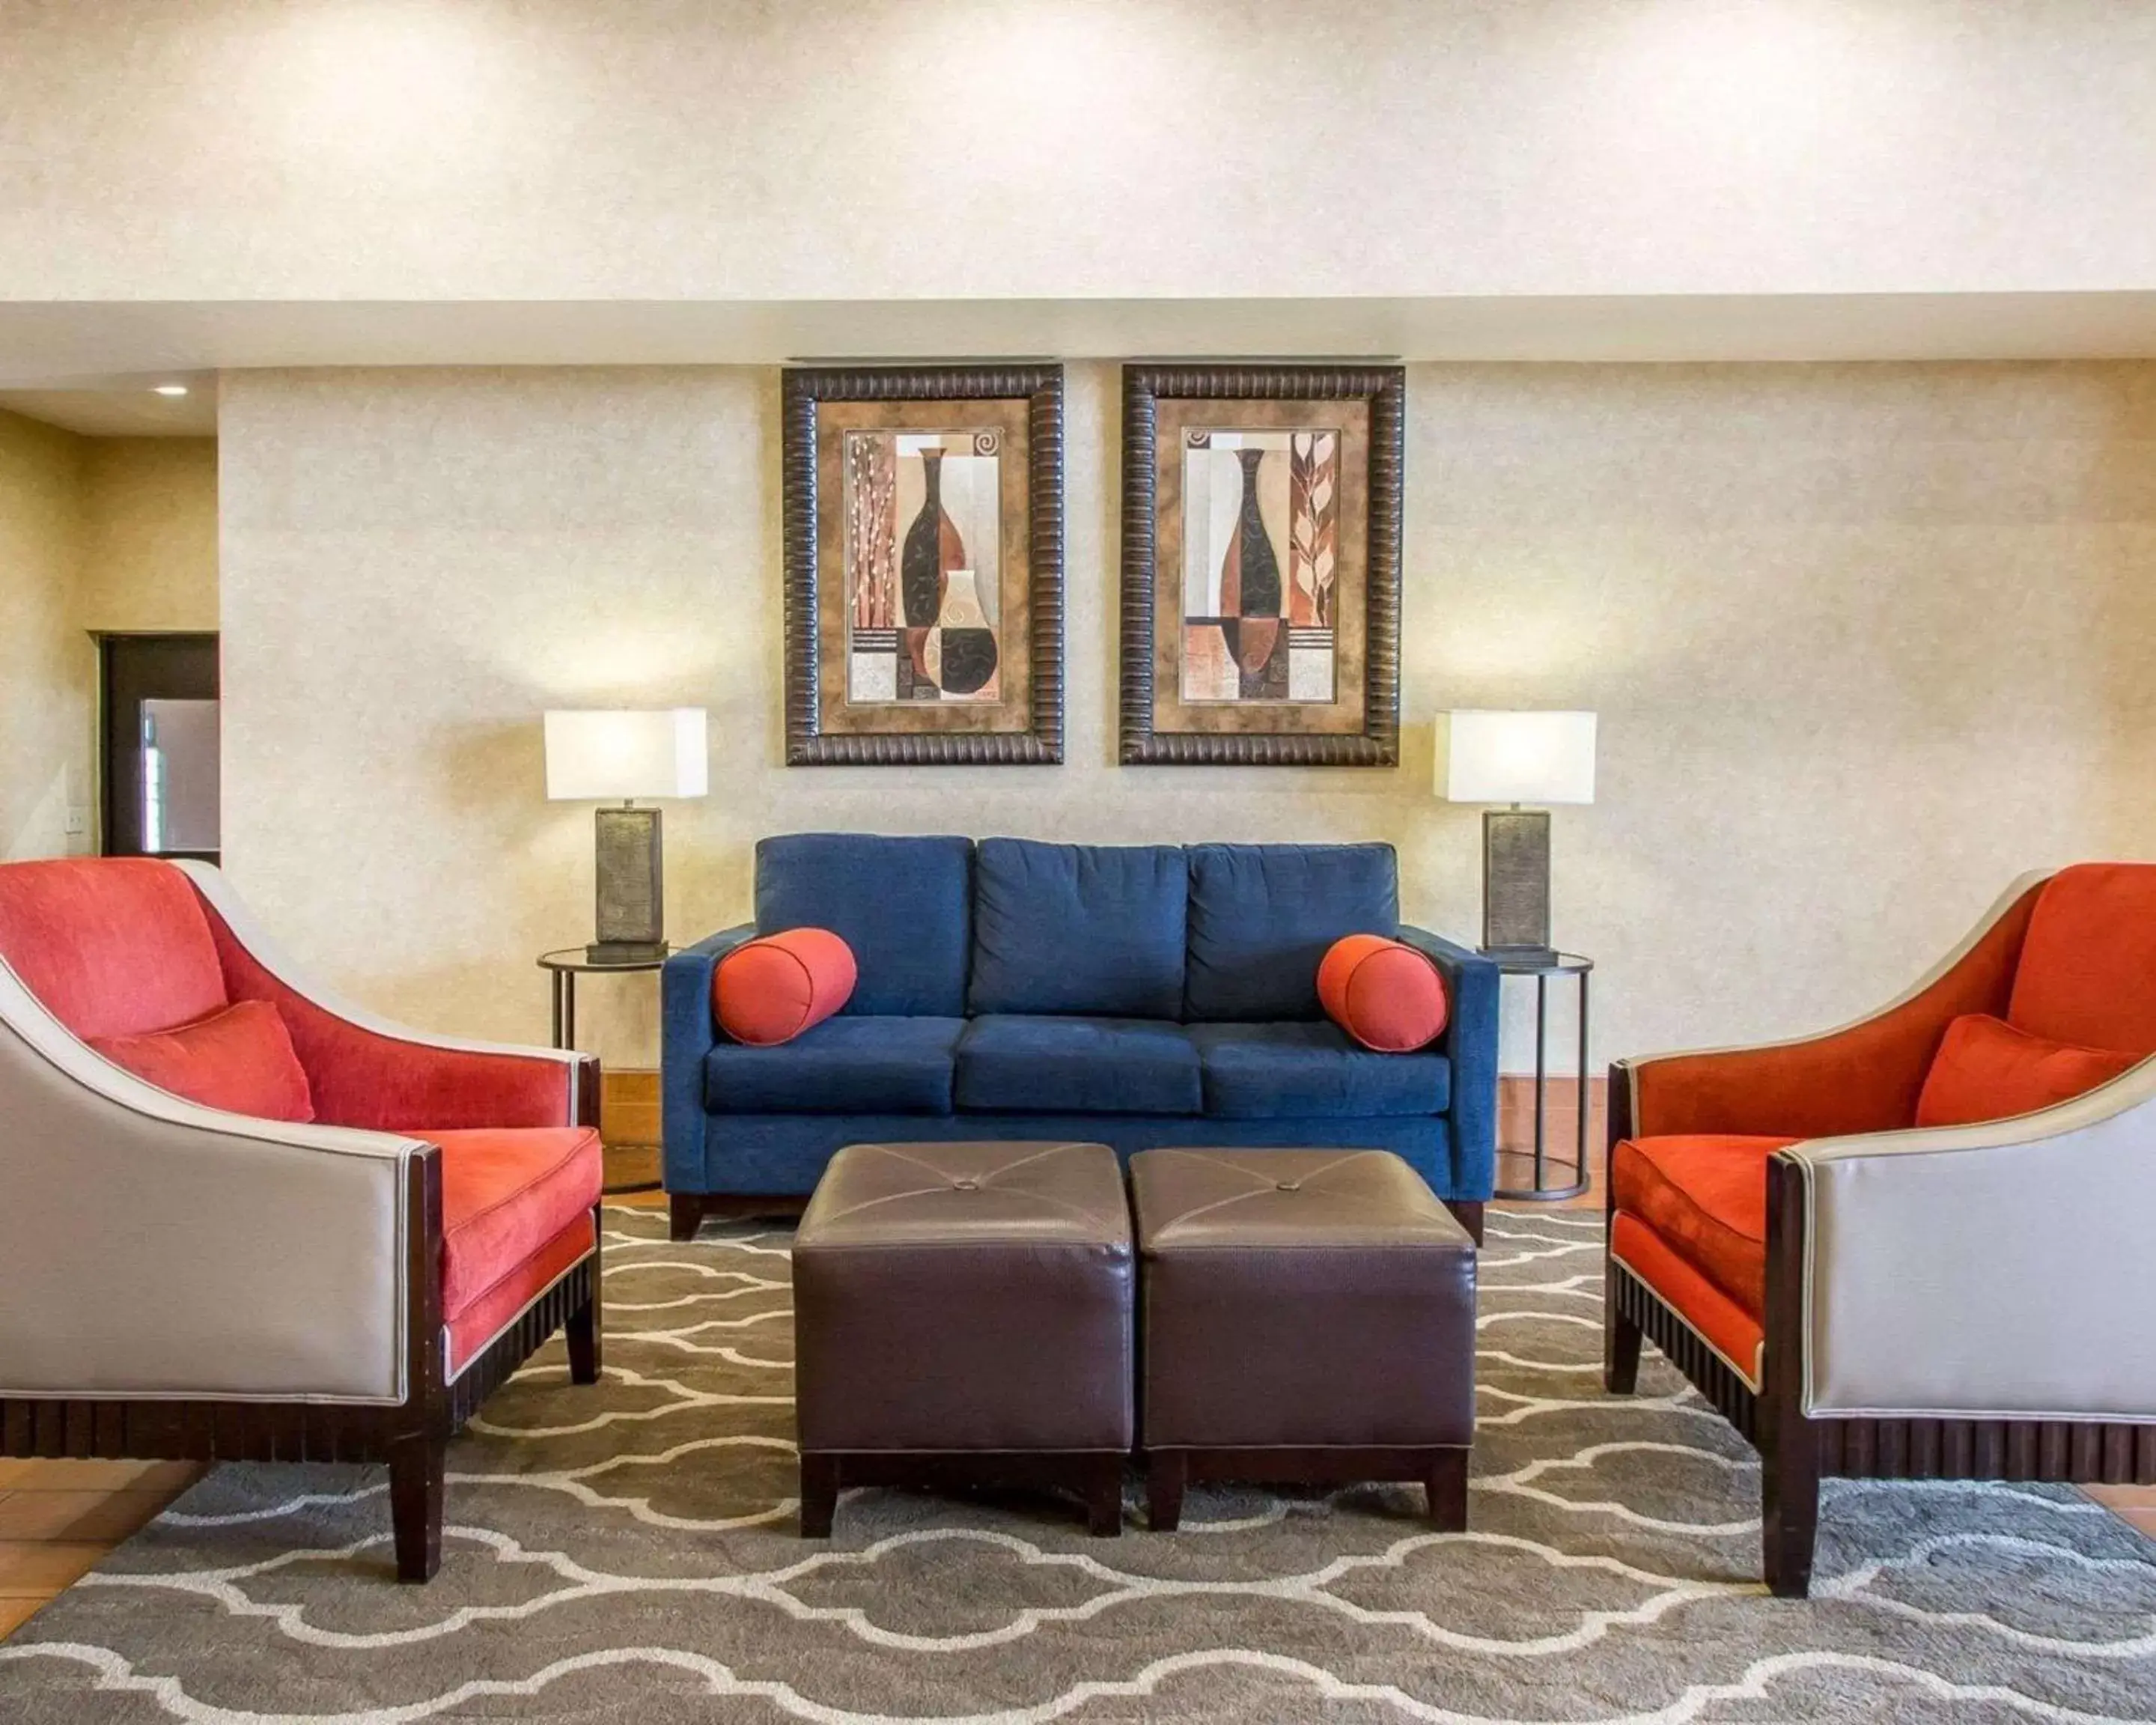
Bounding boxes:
[79,438,219,633]
[216,363,2156,1071]
[0,411,91,860]
[4,1,2155,303]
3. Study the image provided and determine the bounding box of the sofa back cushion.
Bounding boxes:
[1184,842,1401,1021]
[2007,863,2156,1055]
[969,839,1188,1017]
[755,833,973,1017]
[0,857,228,1041]
[88,999,317,1123]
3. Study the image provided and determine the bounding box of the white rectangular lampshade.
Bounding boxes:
[543,709,709,800]
[1439,710,1597,805]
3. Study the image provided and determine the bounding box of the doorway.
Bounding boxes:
[100,633,219,863]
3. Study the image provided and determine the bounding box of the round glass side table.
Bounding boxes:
[538,946,670,1195]
[1491,951,1594,1202]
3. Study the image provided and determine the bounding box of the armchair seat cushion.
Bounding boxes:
[1189,1020,1451,1119]
[704,1016,965,1115]
[1610,1134,1797,1319]
[433,1126,605,1322]
[955,1015,1202,1115]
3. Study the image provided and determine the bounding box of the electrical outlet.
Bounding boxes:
[63,808,88,837]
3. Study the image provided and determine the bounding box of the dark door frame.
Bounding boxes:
[98,632,220,863]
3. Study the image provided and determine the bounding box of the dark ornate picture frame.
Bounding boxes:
[1121,363,1404,766]
[783,365,1065,765]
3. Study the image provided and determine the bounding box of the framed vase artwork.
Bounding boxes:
[783,365,1065,764]
[1120,364,1404,766]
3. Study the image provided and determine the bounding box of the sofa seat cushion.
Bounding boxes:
[1610,1134,1798,1319]
[705,1016,966,1115]
[447,1213,595,1375]
[968,839,1188,1018]
[1188,1021,1450,1119]
[956,1015,1202,1115]
[432,1126,604,1322]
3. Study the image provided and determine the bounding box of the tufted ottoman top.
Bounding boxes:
[1131,1147,1471,1253]
[796,1140,1131,1251]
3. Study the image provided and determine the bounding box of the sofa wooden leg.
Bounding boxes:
[668,1193,705,1243]
[1605,1266,1642,1395]
[1425,1448,1469,1530]
[1444,1199,1484,1246]
[800,1452,838,1539]
[389,1436,445,1583]
[1147,1451,1187,1533]
[1085,1455,1124,1538]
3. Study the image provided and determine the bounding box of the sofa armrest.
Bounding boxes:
[661,925,758,1189]
[1621,871,2047,1143]
[176,862,593,1132]
[1395,925,1500,1199]
[0,967,427,1403]
[1778,1058,2156,1420]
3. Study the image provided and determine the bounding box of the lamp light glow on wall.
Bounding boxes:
[1438,711,1597,961]
[544,709,707,963]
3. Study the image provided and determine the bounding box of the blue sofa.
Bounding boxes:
[662,834,1499,1241]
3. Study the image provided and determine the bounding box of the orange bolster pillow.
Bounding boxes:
[713,928,858,1046]
[1914,1012,2139,1128]
[1318,934,1449,1053]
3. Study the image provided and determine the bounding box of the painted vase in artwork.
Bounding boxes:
[934,568,998,696]
[902,448,964,629]
[1219,445,1282,675]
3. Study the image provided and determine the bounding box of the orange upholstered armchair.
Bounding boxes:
[1606,864,2156,1595]
[0,858,604,1581]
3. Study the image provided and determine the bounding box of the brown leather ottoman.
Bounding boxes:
[1130,1147,1476,1530]
[791,1140,1133,1538]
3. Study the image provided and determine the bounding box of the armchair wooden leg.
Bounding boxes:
[389,1435,445,1583]
[1444,1199,1484,1246]
[668,1193,706,1243]
[1605,1265,1642,1395]
[567,1291,601,1384]
[1761,1420,1821,1598]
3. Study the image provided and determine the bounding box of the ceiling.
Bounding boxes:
[6,292,2156,436]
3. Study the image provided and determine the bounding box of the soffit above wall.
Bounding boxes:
[0,383,218,436]
[3,296,2156,403]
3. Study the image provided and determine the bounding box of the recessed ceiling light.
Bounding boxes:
[151,383,189,397]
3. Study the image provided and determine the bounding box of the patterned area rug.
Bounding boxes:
[4,1207,2156,1723]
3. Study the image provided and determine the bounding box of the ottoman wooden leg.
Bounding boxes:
[800,1453,839,1539]
[1085,1455,1124,1537]
[1147,1451,1187,1533]
[1425,1448,1469,1530]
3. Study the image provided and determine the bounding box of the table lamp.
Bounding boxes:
[544,709,708,963]
[1438,710,1597,961]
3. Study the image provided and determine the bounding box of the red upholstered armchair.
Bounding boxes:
[0,858,603,1582]
[1606,864,2156,1595]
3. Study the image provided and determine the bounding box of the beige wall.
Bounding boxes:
[79,438,219,632]
[216,362,2156,1072]
[0,411,92,860]
[4,1,2155,304]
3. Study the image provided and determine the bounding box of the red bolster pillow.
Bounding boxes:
[713,928,858,1046]
[1318,934,1449,1053]
[1915,1012,2140,1128]
[88,998,317,1123]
